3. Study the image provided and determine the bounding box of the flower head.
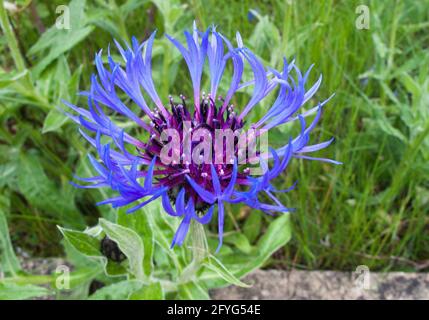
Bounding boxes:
[65,23,339,251]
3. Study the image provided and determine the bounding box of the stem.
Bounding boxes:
[0,1,26,72]
[190,220,208,265]
[109,0,129,43]
[387,0,400,71]
[0,1,41,99]
[179,220,208,283]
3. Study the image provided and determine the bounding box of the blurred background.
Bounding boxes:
[1,0,428,275]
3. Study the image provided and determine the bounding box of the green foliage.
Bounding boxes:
[0,0,428,300]
[0,282,50,300]
[0,195,21,276]
[1,199,292,299]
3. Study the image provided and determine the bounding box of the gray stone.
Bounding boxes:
[212,270,429,300]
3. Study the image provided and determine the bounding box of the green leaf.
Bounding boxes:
[372,33,388,59]
[0,283,50,300]
[99,218,145,280]
[42,56,81,133]
[243,212,262,243]
[66,266,103,288]
[144,200,184,271]
[120,0,149,16]
[104,259,128,277]
[178,281,210,300]
[203,255,250,288]
[0,70,28,89]
[399,72,421,98]
[224,233,253,254]
[28,0,93,76]
[17,152,84,227]
[129,282,164,300]
[58,227,101,257]
[67,65,83,104]
[33,26,93,76]
[42,108,68,133]
[199,214,292,288]
[0,162,17,188]
[89,280,143,300]
[118,205,154,277]
[33,27,94,77]
[0,196,21,276]
[257,214,292,255]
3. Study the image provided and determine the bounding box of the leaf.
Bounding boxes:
[199,214,292,288]
[224,233,253,254]
[151,0,187,32]
[89,280,143,300]
[42,57,82,133]
[67,65,83,104]
[0,195,21,276]
[129,282,164,300]
[35,27,93,76]
[58,227,101,257]
[0,70,28,89]
[257,215,291,253]
[373,109,407,142]
[399,72,421,98]
[144,200,185,271]
[66,266,103,288]
[203,255,250,288]
[243,212,262,243]
[178,281,210,300]
[104,259,128,277]
[249,11,281,59]
[42,108,68,133]
[0,162,17,188]
[118,205,154,278]
[372,33,388,59]
[17,152,84,227]
[99,218,145,280]
[28,0,93,76]
[0,283,50,300]
[120,0,148,16]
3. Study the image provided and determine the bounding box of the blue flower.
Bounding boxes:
[64,23,340,251]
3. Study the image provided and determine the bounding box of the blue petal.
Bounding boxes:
[175,188,186,214]
[210,164,221,195]
[293,155,343,165]
[223,158,238,196]
[162,191,179,217]
[186,175,216,203]
[215,199,225,253]
[171,214,192,248]
[144,156,157,190]
[193,205,214,224]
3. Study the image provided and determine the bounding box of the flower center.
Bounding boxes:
[143,94,246,208]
